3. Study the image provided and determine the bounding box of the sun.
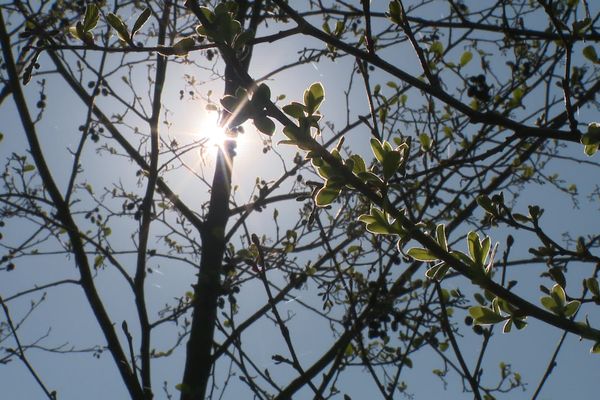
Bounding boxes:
[197,111,229,147]
[196,110,247,150]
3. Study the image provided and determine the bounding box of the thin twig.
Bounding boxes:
[0,296,56,399]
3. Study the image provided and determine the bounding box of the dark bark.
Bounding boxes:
[180,2,257,398]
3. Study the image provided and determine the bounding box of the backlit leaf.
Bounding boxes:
[564,300,580,317]
[370,138,385,162]
[315,185,340,207]
[107,13,130,43]
[83,4,100,32]
[469,306,506,324]
[283,102,305,119]
[253,115,275,136]
[131,8,151,40]
[172,37,196,56]
[304,82,325,114]
[436,224,447,251]
[425,262,450,280]
[460,51,473,67]
[407,247,438,262]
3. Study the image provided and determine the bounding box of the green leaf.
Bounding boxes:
[563,300,580,317]
[358,207,392,235]
[573,17,592,35]
[83,4,100,32]
[419,133,431,151]
[540,296,560,314]
[315,185,341,206]
[491,297,501,314]
[253,115,275,136]
[195,25,207,37]
[425,262,450,280]
[513,318,527,330]
[551,284,566,307]
[314,159,341,181]
[474,293,486,305]
[388,1,402,25]
[283,102,305,119]
[357,171,385,188]
[581,123,600,156]
[480,236,491,266]
[449,252,471,270]
[512,86,524,103]
[441,126,453,138]
[175,383,191,394]
[512,213,530,223]
[131,8,151,40]
[234,30,253,49]
[467,231,481,265]
[348,154,366,174]
[282,125,300,141]
[528,205,542,220]
[252,84,271,107]
[583,45,598,63]
[430,41,444,57]
[407,247,438,262]
[172,37,196,56]
[23,164,35,172]
[503,319,512,333]
[107,13,130,43]
[476,194,495,215]
[585,278,600,297]
[581,133,600,146]
[75,21,86,41]
[496,298,514,315]
[347,245,362,254]
[584,143,599,156]
[69,25,82,39]
[220,95,240,113]
[214,15,242,45]
[468,306,506,324]
[94,255,104,268]
[381,150,401,180]
[459,51,473,67]
[197,7,214,23]
[303,82,325,114]
[344,343,355,357]
[591,342,600,354]
[370,138,385,163]
[436,224,447,251]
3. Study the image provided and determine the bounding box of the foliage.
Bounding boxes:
[1,1,600,399]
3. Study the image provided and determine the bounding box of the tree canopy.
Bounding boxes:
[1,1,600,399]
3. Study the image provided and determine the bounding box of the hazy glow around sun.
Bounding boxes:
[195,110,250,153]
[197,111,228,146]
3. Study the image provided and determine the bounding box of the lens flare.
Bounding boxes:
[198,112,228,147]
[197,111,246,151]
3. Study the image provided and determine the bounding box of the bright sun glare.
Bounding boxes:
[196,110,249,154]
[197,112,229,147]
